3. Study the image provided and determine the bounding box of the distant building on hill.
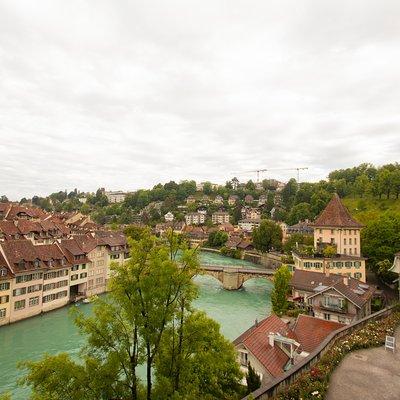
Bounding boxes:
[105,191,126,203]
[212,211,230,225]
[185,212,205,225]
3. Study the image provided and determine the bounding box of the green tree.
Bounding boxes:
[271,265,291,316]
[281,179,298,209]
[323,245,337,258]
[246,363,261,394]
[207,231,229,248]
[154,310,242,399]
[362,211,400,271]
[283,233,314,254]
[252,220,282,253]
[287,202,312,225]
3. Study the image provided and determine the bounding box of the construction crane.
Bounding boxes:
[232,167,308,183]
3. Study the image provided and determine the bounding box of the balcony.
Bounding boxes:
[318,301,347,314]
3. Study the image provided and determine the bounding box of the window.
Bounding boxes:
[331,229,334,234]
[42,290,68,303]
[29,296,40,307]
[354,238,357,245]
[80,273,87,279]
[323,313,331,321]
[0,282,10,291]
[345,261,352,268]
[18,260,25,269]
[314,262,322,269]
[354,261,361,268]
[81,264,86,270]
[0,268,7,277]
[349,248,352,255]
[27,284,42,293]
[71,265,79,271]
[96,277,104,285]
[16,273,43,283]
[349,238,352,245]
[319,229,322,234]
[13,287,26,296]
[0,295,9,304]
[343,249,347,255]
[43,280,68,291]
[354,272,362,279]
[33,259,40,268]
[88,279,93,288]
[344,238,347,245]
[71,274,79,281]
[110,254,120,260]
[44,270,68,280]
[335,262,343,269]
[14,300,26,310]
[304,262,312,269]
[0,308,6,318]
[240,351,248,367]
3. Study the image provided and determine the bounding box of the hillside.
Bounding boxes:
[342,197,400,225]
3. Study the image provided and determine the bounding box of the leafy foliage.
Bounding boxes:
[271,265,291,316]
[246,363,261,394]
[252,220,282,253]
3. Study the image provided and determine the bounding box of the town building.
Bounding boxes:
[233,314,343,385]
[228,195,239,206]
[105,191,126,203]
[244,194,254,204]
[212,211,230,225]
[186,195,196,205]
[290,269,375,324]
[214,195,224,205]
[238,218,261,232]
[292,194,367,282]
[286,220,314,236]
[185,212,205,226]
[164,212,174,222]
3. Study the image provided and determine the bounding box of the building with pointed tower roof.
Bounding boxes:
[292,194,367,283]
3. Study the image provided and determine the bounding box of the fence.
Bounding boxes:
[242,305,397,400]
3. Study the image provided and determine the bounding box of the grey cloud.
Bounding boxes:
[0,0,399,199]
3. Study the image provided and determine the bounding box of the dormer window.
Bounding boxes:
[33,259,40,268]
[19,260,25,269]
[0,268,7,277]
[61,258,65,266]
[48,259,53,267]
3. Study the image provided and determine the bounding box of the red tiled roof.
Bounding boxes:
[293,314,344,353]
[312,194,363,228]
[0,221,19,236]
[15,220,43,235]
[233,315,293,377]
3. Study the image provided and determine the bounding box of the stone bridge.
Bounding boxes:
[200,264,275,290]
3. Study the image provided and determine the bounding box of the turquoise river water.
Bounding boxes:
[0,251,273,399]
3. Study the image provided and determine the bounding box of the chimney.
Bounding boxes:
[254,319,258,327]
[268,333,275,347]
[343,276,349,286]
[325,267,330,277]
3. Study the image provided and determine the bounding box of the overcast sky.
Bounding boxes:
[0,0,399,199]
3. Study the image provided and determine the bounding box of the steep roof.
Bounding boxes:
[312,194,363,228]
[292,315,344,353]
[233,315,293,377]
[291,269,375,308]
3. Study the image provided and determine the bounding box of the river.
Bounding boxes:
[0,251,273,399]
